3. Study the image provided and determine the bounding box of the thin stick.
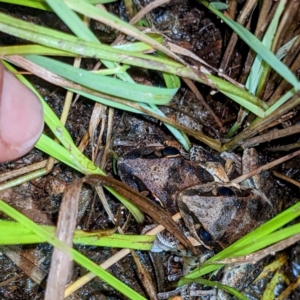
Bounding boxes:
[243,124,300,148]
[272,170,300,187]
[232,148,300,184]
[130,0,171,25]
[0,160,48,182]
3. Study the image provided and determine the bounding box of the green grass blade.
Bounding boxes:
[246,0,285,95]
[188,224,300,281]
[0,0,115,11]
[46,0,99,42]
[36,134,81,171]
[69,88,144,114]
[76,234,154,250]
[114,35,163,52]
[227,224,300,258]
[266,88,297,116]
[225,202,300,249]
[0,220,154,250]
[0,45,74,56]
[209,74,269,110]
[225,109,249,138]
[0,201,146,300]
[0,0,50,10]
[222,91,265,117]
[255,1,286,96]
[46,0,180,88]
[0,42,164,65]
[158,52,190,150]
[0,12,183,70]
[209,2,228,10]
[86,0,117,3]
[25,54,178,105]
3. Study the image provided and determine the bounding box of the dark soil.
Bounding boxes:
[0,1,300,299]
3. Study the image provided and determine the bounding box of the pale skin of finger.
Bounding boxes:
[0,63,44,163]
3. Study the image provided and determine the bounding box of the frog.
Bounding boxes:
[117,145,278,298]
[118,146,277,243]
[178,181,274,249]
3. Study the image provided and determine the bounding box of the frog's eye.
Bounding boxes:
[141,146,181,159]
[217,186,235,196]
[198,228,212,242]
[161,146,181,157]
[142,152,160,159]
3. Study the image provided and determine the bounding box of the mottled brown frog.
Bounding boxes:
[118,145,278,299]
[117,146,278,249]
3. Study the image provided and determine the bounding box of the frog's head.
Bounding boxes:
[178,183,273,249]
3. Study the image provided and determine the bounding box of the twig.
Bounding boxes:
[0,160,48,183]
[232,148,300,184]
[130,0,171,25]
[265,142,300,152]
[183,78,224,129]
[272,170,300,187]
[242,124,300,148]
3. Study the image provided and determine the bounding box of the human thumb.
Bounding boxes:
[0,63,44,163]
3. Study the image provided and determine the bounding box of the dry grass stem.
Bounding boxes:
[232,148,300,184]
[0,160,48,182]
[243,124,300,148]
[272,170,300,188]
